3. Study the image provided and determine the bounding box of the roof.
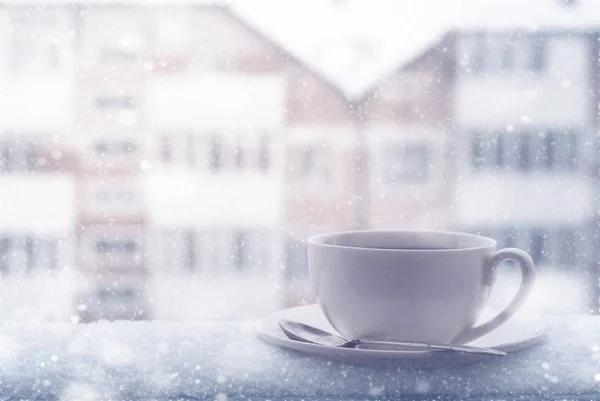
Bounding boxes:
[5,0,600,99]
[228,0,449,100]
[229,0,600,99]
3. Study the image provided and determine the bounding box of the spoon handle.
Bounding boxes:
[349,339,506,356]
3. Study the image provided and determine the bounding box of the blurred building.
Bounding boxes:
[72,8,151,321]
[0,7,76,278]
[0,0,598,316]
[452,27,595,299]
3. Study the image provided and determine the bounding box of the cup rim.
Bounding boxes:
[308,229,497,252]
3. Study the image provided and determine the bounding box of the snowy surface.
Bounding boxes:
[0,315,598,399]
[0,271,593,399]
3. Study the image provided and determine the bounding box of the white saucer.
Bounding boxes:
[256,304,547,369]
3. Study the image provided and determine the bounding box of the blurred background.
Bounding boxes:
[0,0,598,323]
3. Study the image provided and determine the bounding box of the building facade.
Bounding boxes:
[0,1,598,316]
[452,30,595,287]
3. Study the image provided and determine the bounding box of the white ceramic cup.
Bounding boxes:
[308,230,536,345]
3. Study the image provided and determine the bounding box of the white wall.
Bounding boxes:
[0,76,73,132]
[148,74,286,131]
[454,174,590,226]
[0,174,75,235]
[0,8,74,132]
[145,172,282,227]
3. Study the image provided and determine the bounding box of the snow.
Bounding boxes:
[452,0,600,31]
[0,313,598,399]
[229,0,449,100]
[0,175,75,235]
[229,0,600,99]
[3,1,600,103]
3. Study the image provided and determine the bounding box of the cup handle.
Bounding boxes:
[453,248,536,344]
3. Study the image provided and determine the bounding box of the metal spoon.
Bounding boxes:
[279,319,506,356]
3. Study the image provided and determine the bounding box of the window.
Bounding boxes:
[187,135,196,167]
[567,131,578,171]
[529,34,546,72]
[0,236,59,274]
[95,96,136,109]
[558,228,576,266]
[97,287,137,303]
[0,140,43,173]
[233,232,248,270]
[234,139,244,170]
[0,237,10,275]
[475,225,583,268]
[519,132,531,171]
[530,228,547,265]
[208,134,222,172]
[543,130,556,169]
[258,134,270,172]
[285,237,308,281]
[472,129,579,173]
[463,33,546,74]
[48,239,58,271]
[470,33,485,73]
[24,237,35,271]
[159,229,242,273]
[383,144,429,183]
[500,36,515,70]
[471,132,502,169]
[96,239,139,255]
[0,142,12,172]
[94,140,137,156]
[231,231,269,271]
[99,49,138,64]
[95,187,136,203]
[160,136,172,162]
[293,145,331,185]
[470,134,482,168]
[495,134,505,169]
[24,144,36,172]
[185,231,197,272]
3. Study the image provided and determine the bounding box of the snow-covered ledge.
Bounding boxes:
[0,317,598,400]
